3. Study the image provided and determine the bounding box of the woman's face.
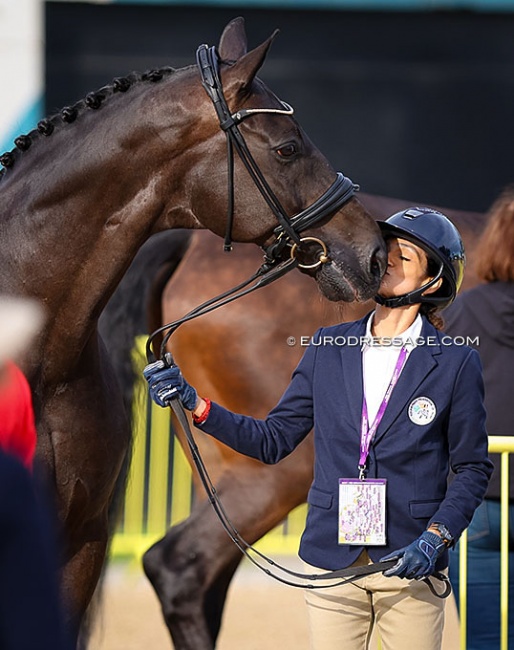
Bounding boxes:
[378,237,433,299]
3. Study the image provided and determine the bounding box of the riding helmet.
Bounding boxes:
[376,206,465,309]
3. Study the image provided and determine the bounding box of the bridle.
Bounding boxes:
[196,43,358,266]
[144,43,451,597]
[147,42,362,360]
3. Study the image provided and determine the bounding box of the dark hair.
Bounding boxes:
[475,186,514,283]
[420,304,444,330]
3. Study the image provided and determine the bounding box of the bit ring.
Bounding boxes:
[290,236,330,269]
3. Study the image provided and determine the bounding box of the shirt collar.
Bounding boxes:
[364,311,423,351]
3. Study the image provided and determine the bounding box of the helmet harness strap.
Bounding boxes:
[375,261,445,309]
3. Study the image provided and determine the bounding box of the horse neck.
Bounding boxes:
[0,68,204,373]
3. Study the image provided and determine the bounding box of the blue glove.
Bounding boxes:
[380,531,447,579]
[143,360,198,410]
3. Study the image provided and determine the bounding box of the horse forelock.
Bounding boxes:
[0,66,177,179]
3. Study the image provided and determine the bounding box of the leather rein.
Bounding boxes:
[164,388,450,597]
[145,43,451,598]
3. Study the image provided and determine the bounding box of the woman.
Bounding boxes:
[444,188,514,649]
[143,207,492,650]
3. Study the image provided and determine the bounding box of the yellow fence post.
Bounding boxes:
[500,450,510,650]
[489,436,514,650]
[458,529,467,650]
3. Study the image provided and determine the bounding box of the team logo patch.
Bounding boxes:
[408,397,437,425]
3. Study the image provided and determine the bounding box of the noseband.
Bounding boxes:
[196,44,358,267]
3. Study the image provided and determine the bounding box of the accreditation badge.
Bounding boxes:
[408,396,437,425]
[338,478,387,545]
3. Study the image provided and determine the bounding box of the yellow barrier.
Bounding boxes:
[457,437,512,650]
[111,360,307,562]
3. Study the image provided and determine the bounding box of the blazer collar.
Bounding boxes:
[371,318,442,445]
[340,316,367,433]
[340,315,442,444]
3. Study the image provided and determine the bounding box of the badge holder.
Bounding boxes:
[338,478,387,545]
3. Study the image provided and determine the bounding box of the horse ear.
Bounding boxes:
[222,29,279,98]
[218,17,248,61]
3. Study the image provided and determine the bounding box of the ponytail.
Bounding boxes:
[420,303,444,330]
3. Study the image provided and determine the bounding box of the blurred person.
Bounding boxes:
[0,449,71,649]
[143,208,492,650]
[0,295,70,649]
[0,296,43,470]
[444,187,514,649]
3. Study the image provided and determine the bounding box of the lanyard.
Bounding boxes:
[359,346,408,480]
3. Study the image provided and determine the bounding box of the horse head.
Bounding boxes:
[0,17,386,348]
[153,17,387,303]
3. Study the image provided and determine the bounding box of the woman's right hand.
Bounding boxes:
[142,360,198,410]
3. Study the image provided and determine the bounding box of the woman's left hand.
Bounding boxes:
[380,531,447,579]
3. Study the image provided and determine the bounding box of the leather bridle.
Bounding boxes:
[147,44,363,359]
[196,43,358,267]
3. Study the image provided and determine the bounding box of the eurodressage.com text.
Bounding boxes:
[287,335,480,348]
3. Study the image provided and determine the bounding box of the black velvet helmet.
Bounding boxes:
[376,207,465,309]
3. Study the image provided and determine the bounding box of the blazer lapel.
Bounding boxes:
[340,318,367,433]
[371,320,442,445]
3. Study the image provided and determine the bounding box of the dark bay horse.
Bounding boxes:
[0,17,386,646]
[102,193,486,648]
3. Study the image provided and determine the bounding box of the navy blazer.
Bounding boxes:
[198,315,493,571]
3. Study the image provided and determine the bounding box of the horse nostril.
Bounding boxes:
[370,246,387,279]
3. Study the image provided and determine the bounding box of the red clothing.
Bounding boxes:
[0,361,37,470]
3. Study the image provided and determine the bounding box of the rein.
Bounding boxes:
[145,42,451,598]
[144,258,450,597]
[163,374,451,597]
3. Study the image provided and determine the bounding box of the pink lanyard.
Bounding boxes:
[359,346,408,480]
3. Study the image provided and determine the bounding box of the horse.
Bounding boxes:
[0,16,386,647]
[100,192,486,648]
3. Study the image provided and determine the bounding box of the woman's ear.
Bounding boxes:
[422,277,443,295]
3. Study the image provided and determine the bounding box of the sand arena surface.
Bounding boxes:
[90,557,460,649]
[90,558,309,649]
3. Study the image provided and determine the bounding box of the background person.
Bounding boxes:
[0,449,71,650]
[444,187,514,649]
[144,207,492,650]
[0,294,70,649]
[0,295,44,470]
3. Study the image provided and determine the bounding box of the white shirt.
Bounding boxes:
[362,312,423,425]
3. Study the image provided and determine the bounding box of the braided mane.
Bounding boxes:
[0,66,176,179]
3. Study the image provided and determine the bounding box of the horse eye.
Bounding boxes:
[275,143,297,158]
